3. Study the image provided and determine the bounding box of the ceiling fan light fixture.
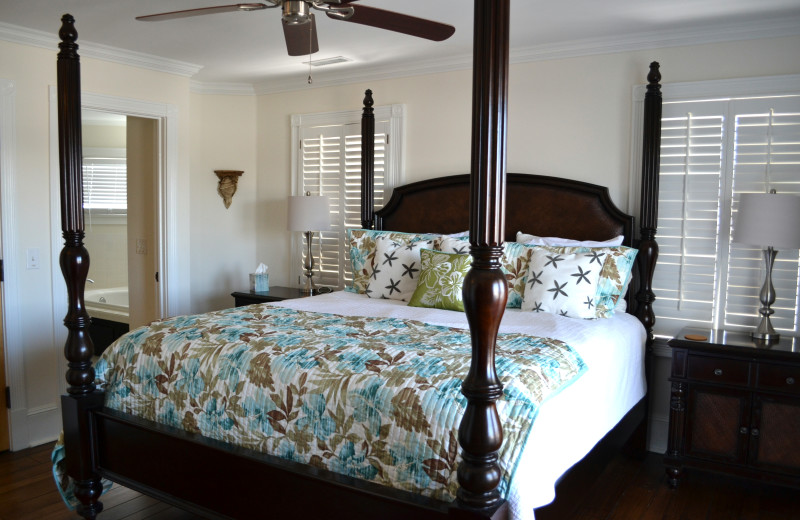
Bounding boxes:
[282,0,311,25]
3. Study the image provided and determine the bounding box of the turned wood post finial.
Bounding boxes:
[636,61,662,345]
[58,13,96,395]
[361,89,375,230]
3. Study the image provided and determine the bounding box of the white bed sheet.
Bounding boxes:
[273,291,646,519]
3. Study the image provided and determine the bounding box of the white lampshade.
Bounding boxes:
[287,195,332,232]
[734,192,800,249]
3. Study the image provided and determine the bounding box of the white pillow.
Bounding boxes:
[516,231,624,248]
[521,248,603,319]
[366,236,434,301]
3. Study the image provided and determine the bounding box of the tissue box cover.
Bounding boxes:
[249,273,269,292]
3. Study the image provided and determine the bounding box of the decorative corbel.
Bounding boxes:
[215,170,243,209]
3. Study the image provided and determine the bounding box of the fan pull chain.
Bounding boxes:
[307,16,313,84]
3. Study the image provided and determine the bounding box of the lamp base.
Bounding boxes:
[751,330,780,342]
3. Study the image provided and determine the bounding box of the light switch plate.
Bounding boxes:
[26,248,40,269]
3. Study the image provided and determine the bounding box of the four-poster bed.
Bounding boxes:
[56,3,662,519]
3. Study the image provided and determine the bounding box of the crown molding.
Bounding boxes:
[2,14,798,95]
[0,21,201,78]
[189,80,256,96]
[251,14,800,95]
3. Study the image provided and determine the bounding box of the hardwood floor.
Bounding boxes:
[1,443,797,519]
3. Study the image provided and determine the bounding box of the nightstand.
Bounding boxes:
[665,326,800,490]
[231,286,307,307]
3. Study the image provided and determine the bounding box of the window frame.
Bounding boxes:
[629,74,800,342]
[290,104,405,289]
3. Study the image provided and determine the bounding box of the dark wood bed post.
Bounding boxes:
[361,89,375,229]
[57,14,105,520]
[457,0,509,514]
[635,61,662,346]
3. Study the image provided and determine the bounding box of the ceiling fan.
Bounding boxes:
[136,1,456,57]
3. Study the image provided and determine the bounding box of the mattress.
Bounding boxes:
[275,291,647,519]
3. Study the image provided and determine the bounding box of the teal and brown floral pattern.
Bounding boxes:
[93,305,587,501]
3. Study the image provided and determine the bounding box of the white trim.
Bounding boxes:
[8,15,795,96]
[0,22,201,78]
[0,78,29,450]
[48,89,179,402]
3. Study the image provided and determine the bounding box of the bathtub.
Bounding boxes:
[85,286,129,325]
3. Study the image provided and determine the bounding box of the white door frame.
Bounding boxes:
[45,89,179,431]
[0,79,27,449]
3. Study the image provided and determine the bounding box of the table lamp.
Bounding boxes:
[288,192,332,295]
[733,190,800,341]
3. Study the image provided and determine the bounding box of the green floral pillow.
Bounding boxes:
[347,229,438,294]
[434,236,532,309]
[408,249,473,312]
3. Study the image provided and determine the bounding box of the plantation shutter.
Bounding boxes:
[298,119,392,289]
[652,94,800,338]
[82,156,127,213]
[723,97,800,332]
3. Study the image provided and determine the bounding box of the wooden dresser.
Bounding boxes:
[665,327,800,489]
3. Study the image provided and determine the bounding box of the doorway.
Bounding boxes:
[82,111,159,343]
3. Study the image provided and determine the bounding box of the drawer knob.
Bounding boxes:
[788,377,796,385]
[751,428,760,437]
[714,368,723,376]
[739,426,749,435]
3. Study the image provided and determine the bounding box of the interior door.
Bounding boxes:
[0,260,9,452]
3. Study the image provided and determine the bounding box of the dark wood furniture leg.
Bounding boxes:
[56,14,105,519]
[456,0,509,513]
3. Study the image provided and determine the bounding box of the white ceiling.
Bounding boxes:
[2,0,800,92]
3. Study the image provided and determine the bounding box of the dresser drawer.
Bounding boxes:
[687,355,750,386]
[757,363,800,395]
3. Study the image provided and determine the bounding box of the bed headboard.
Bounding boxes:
[375,173,633,247]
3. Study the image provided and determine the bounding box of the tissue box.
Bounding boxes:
[249,273,270,292]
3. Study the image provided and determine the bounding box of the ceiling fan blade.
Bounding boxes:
[283,14,320,56]
[136,3,271,22]
[326,5,455,42]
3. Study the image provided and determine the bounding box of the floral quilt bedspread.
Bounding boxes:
[88,304,586,501]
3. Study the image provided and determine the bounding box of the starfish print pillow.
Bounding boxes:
[366,236,434,301]
[521,248,603,319]
[539,245,638,318]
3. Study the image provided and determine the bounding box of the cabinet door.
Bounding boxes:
[749,394,800,476]
[686,385,750,464]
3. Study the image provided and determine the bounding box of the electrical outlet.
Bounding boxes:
[26,248,40,269]
[136,238,147,255]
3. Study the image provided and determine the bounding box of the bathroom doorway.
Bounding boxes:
[82,110,159,346]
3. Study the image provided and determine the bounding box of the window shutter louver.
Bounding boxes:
[651,93,800,338]
[296,113,396,289]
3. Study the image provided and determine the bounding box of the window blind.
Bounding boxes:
[82,156,127,213]
[652,95,800,338]
[295,115,396,289]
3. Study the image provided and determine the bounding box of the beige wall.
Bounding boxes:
[255,35,800,289]
[0,31,798,449]
[0,38,256,447]
[189,92,258,312]
[126,116,158,328]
